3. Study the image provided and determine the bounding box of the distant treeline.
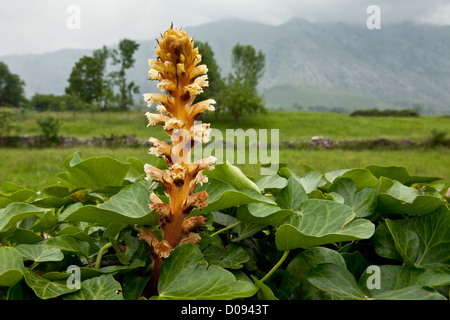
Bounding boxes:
[350,108,419,117]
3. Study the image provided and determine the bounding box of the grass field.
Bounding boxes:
[1,146,449,191]
[1,109,449,191]
[5,109,450,142]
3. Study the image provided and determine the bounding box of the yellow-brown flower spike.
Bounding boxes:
[140,24,216,294]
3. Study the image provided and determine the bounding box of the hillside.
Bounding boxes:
[2,18,450,114]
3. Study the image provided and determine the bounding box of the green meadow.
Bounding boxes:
[7,109,450,141]
[1,110,449,191]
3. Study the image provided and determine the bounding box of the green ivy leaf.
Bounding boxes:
[0,181,37,208]
[256,174,287,191]
[203,244,250,269]
[237,202,294,226]
[373,222,403,261]
[366,165,441,186]
[308,263,368,300]
[358,265,450,297]
[280,247,346,300]
[202,179,274,212]
[6,228,44,245]
[275,199,375,250]
[0,247,24,287]
[329,177,378,217]
[338,168,380,189]
[252,276,278,300]
[31,196,76,210]
[155,244,257,300]
[308,263,446,300]
[20,267,78,299]
[294,170,325,194]
[122,271,149,300]
[384,206,450,267]
[63,182,159,226]
[275,176,307,210]
[62,274,124,300]
[15,244,64,263]
[45,233,99,257]
[0,203,52,232]
[377,178,446,215]
[58,151,131,190]
[30,209,58,232]
[205,162,260,192]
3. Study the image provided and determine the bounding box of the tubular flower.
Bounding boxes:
[139,24,216,293]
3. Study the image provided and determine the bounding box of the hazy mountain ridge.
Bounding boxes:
[2,18,449,114]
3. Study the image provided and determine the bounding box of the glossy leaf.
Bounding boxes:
[275,176,307,210]
[156,244,257,300]
[373,222,403,261]
[308,263,368,300]
[204,162,260,192]
[6,228,44,245]
[339,168,380,189]
[252,276,278,300]
[15,244,64,263]
[329,177,377,217]
[203,244,250,269]
[358,265,450,297]
[63,182,159,226]
[63,274,124,300]
[275,199,375,250]
[280,247,346,300]
[20,267,78,299]
[377,178,446,215]
[45,234,99,257]
[202,179,274,212]
[58,151,131,190]
[384,206,450,267]
[0,203,51,232]
[308,263,446,300]
[366,165,441,185]
[256,174,287,191]
[0,181,36,208]
[0,247,24,287]
[294,170,325,194]
[237,202,293,226]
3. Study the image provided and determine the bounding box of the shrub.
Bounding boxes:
[0,110,14,137]
[36,115,61,143]
[350,108,419,117]
[430,128,448,146]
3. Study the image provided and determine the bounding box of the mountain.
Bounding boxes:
[1,18,450,114]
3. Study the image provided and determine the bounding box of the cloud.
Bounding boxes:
[0,0,449,56]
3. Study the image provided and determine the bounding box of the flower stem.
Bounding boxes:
[260,250,290,283]
[210,221,242,238]
[95,242,113,270]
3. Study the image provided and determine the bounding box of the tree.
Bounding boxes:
[222,43,266,122]
[65,55,104,106]
[230,43,265,87]
[193,41,224,118]
[0,61,26,107]
[109,39,140,110]
[30,93,65,112]
[92,46,112,110]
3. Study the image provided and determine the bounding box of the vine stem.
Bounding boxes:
[95,242,113,270]
[260,250,290,283]
[210,221,242,238]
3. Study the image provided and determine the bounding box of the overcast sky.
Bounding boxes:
[1,0,449,56]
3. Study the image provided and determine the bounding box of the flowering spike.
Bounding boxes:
[141,25,215,294]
